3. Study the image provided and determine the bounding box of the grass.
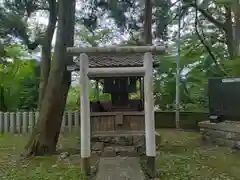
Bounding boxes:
[0,132,86,180]
[0,129,240,179]
[157,129,240,180]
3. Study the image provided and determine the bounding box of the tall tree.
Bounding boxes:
[38,0,57,108]
[143,0,153,44]
[25,0,76,155]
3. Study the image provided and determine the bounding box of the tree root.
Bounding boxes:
[24,132,57,158]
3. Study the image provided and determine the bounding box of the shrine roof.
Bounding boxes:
[67,53,160,71]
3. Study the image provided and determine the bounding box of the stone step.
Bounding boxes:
[91,131,145,147]
[102,146,138,157]
[92,131,145,137]
[91,131,161,157]
[96,157,145,180]
[92,131,161,141]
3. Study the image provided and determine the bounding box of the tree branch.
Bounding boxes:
[194,2,227,76]
[170,0,181,8]
[187,3,227,32]
[167,6,188,26]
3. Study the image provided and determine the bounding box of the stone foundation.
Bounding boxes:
[91,131,161,157]
[199,121,240,149]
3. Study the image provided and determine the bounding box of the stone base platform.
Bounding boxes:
[91,131,161,157]
[199,121,240,149]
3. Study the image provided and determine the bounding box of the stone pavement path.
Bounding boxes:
[95,157,145,180]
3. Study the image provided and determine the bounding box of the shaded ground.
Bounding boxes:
[0,129,239,179]
[157,129,240,180]
[0,130,87,180]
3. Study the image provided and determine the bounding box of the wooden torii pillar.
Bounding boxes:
[67,46,165,177]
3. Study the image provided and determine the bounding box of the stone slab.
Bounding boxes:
[200,121,240,150]
[92,142,104,151]
[102,146,138,157]
[102,146,116,157]
[96,157,145,180]
[91,131,161,156]
[199,121,240,133]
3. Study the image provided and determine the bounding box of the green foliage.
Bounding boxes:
[222,59,240,76]
[79,0,170,41]
[76,26,114,46]
[154,48,209,111]
[0,0,46,50]
[0,45,39,111]
[66,82,111,111]
[2,0,240,112]
[66,86,80,111]
[0,59,39,111]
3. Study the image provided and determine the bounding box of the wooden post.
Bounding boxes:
[4,112,9,133]
[0,112,3,133]
[143,52,156,178]
[140,77,144,107]
[96,79,99,101]
[80,53,91,176]
[10,112,15,133]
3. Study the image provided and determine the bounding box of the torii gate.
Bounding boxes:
[67,46,165,177]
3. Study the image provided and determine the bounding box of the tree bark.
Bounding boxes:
[224,5,235,59]
[25,0,76,156]
[223,3,240,59]
[232,2,240,57]
[143,0,153,45]
[38,0,57,109]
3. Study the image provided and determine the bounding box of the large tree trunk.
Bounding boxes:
[38,0,57,109]
[224,5,235,59]
[25,0,76,156]
[232,3,240,57]
[143,0,153,45]
[224,3,240,59]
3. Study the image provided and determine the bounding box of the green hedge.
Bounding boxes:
[155,111,208,130]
